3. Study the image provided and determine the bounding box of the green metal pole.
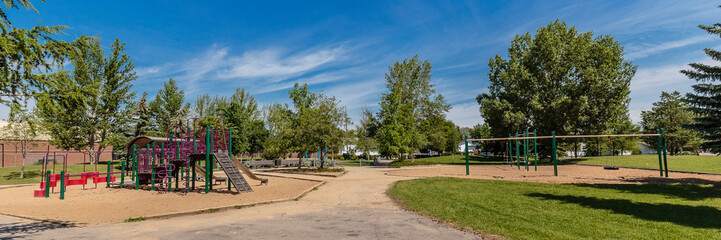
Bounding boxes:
[168,165,173,193]
[205,127,210,193]
[45,170,51,198]
[533,129,537,171]
[552,131,557,176]
[151,166,156,191]
[508,133,512,166]
[175,142,180,190]
[662,128,669,177]
[656,129,663,176]
[516,132,521,170]
[160,143,165,165]
[228,127,233,192]
[525,130,529,171]
[59,170,65,200]
[464,135,469,175]
[120,158,125,186]
[106,158,111,188]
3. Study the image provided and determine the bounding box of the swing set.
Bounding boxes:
[461,129,670,177]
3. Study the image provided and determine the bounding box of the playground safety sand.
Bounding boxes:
[386,164,721,184]
[0,176,320,225]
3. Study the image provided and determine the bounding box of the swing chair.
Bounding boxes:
[604,137,619,170]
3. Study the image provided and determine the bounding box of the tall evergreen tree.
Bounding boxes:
[642,91,702,155]
[681,18,721,153]
[149,78,187,135]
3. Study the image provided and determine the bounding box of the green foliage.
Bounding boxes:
[375,55,450,158]
[263,103,293,160]
[681,14,721,154]
[36,37,136,163]
[469,123,491,152]
[130,92,151,137]
[289,83,347,169]
[389,178,721,239]
[477,20,636,154]
[0,0,72,105]
[149,78,188,135]
[123,216,146,222]
[220,88,265,155]
[355,108,378,160]
[3,101,39,179]
[641,91,703,155]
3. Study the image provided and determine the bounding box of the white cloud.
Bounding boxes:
[135,66,161,77]
[626,35,712,60]
[255,72,347,94]
[446,102,482,128]
[218,47,344,80]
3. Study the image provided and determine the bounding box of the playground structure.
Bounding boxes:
[462,129,669,177]
[34,117,265,199]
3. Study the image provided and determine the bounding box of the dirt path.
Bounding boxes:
[0,167,481,240]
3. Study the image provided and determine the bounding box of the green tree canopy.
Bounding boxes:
[642,91,703,155]
[36,36,136,162]
[477,20,636,155]
[375,55,450,159]
[149,78,188,135]
[0,0,71,105]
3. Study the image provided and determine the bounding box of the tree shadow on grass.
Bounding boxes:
[0,220,74,239]
[575,181,721,201]
[3,170,41,180]
[526,193,721,229]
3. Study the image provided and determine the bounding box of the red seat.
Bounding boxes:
[93,176,116,183]
[66,179,87,186]
[40,181,57,188]
[34,189,45,197]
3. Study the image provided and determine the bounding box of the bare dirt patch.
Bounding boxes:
[0,176,320,225]
[386,164,721,184]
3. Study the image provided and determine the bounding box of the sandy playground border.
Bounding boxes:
[0,175,321,225]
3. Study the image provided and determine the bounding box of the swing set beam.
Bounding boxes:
[463,132,667,177]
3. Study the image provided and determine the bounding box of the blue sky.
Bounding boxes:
[5,0,720,127]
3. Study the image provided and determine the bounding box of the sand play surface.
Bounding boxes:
[0,175,321,225]
[386,164,721,184]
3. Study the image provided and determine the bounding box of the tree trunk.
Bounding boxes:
[320,151,325,169]
[20,143,26,179]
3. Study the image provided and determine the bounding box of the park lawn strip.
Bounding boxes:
[339,160,375,167]
[568,155,721,174]
[414,155,505,165]
[0,161,121,185]
[388,177,721,240]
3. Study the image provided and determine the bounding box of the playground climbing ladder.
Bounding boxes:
[213,152,253,193]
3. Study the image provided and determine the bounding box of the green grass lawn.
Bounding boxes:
[565,155,721,174]
[338,159,375,167]
[388,177,721,240]
[0,161,121,185]
[415,155,505,165]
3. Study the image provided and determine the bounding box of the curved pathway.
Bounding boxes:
[0,167,481,240]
